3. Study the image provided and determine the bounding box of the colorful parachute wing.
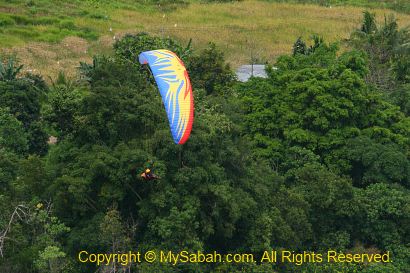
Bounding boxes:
[139,50,194,144]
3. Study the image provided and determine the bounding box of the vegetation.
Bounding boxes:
[0,0,409,79]
[0,9,409,272]
[263,0,410,14]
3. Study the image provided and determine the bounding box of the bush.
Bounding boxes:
[0,15,15,27]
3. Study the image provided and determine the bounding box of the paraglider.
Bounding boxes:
[140,168,160,181]
[139,49,194,145]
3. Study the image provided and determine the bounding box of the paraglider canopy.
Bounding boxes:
[139,49,194,145]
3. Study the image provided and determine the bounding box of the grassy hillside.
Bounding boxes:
[0,0,409,79]
[263,0,410,13]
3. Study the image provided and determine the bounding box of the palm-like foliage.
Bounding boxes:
[0,57,23,82]
[350,12,410,88]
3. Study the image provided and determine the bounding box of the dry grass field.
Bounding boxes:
[1,0,409,79]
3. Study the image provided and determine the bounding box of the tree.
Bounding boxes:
[0,59,48,155]
[44,72,84,140]
[77,55,165,146]
[0,107,28,155]
[32,208,71,273]
[99,207,134,272]
[292,37,307,56]
[354,183,409,250]
[189,43,235,95]
[0,56,23,82]
[350,12,410,89]
[113,32,192,65]
[342,136,410,187]
[361,11,377,34]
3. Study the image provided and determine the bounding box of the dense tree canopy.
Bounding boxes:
[0,12,409,273]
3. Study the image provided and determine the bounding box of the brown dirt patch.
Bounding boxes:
[2,36,93,81]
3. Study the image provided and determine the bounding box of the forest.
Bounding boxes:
[0,10,409,273]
